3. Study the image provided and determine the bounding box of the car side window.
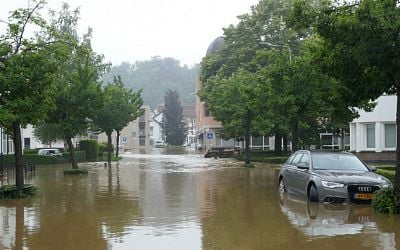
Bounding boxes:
[298,153,310,168]
[291,153,303,166]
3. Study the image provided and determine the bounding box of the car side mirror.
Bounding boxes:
[369,166,377,172]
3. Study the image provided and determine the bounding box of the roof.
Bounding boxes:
[206,36,225,56]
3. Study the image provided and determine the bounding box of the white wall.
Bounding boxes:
[350,95,396,152]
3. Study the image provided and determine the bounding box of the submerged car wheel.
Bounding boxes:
[278,178,286,193]
[308,184,319,202]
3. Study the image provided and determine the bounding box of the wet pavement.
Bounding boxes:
[0,148,400,249]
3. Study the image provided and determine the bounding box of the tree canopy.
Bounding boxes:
[0,0,59,188]
[162,89,187,146]
[93,76,143,163]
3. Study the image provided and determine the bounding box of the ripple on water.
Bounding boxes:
[120,153,242,173]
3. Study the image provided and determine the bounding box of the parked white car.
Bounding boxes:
[38,148,62,156]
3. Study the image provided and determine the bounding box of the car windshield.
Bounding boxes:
[312,154,368,171]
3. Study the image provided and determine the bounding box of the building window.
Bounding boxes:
[139,138,146,146]
[366,124,375,148]
[385,124,396,148]
[252,136,263,146]
[264,136,269,146]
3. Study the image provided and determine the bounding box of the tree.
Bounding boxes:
[200,0,310,155]
[162,90,187,146]
[198,69,273,165]
[34,123,64,147]
[290,0,400,189]
[0,1,58,189]
[45,4,107,169]
[93,76,143,164]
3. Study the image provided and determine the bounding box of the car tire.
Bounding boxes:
[278,178,286,193]
[308,184,319,202]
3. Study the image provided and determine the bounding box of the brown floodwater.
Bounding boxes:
[1,149,400,250]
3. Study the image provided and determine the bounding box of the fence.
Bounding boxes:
[0,162,36,187]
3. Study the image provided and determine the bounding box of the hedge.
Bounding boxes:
[79,140,99,162]
[0,151,85,165]
[376,169,395,183]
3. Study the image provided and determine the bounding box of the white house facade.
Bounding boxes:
[349,95,396,162]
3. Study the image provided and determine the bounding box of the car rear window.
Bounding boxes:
[312,154,368,171]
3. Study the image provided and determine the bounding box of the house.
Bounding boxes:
[350,95,396,162]
[98,105,151,152]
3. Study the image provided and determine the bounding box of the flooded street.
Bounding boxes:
[1,149,400,249]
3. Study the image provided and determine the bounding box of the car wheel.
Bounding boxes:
[308,184,319,202]
[278,178,286,193]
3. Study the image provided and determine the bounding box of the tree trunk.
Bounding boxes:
[66,137,78,169]
[394,93,400,192]
[116,130,120,158]
[12,122,24,189]
[107,131,112,166]
[274,132,282,155]
[291,122,298,152]
[244,126,251,165]
[283,134,288,152]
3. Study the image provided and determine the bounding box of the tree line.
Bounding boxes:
[103,57,199,108]
[0,1,143,189]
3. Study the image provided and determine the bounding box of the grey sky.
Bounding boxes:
[1,0,259,66]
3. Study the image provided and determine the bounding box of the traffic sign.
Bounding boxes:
[207,132,213,139]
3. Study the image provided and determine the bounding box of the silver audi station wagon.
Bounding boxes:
[278,150,392,204]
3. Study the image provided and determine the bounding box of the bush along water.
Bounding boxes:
[64,168,89,175]
[372,187,400,214]
[0,185,37,199]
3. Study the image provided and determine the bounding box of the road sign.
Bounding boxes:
[122,136,128,142]
[207,132,213,139]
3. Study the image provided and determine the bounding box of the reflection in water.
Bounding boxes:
[0,151,399,249]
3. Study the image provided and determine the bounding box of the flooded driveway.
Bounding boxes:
[0,149,400,249]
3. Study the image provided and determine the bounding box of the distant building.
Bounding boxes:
[350,95,396,162]
[150,108,164,144]
[98,105,151,152]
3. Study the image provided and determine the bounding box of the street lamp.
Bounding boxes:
[259,41,292,63]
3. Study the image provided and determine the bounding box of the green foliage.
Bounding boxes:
[23,149,40,155]
[61,151,85,163]
[162,89,187,145]
[377,169,395,183]
[98,142,111,152]
[0,0,59,188]
[0,185,37,199]
[79,140,99,162]
[372,188,400,214]
[44,4,107,169]
[93,75,143,162]
[103,58,199,107]
[34,123,64,146]
[64,168,89,175]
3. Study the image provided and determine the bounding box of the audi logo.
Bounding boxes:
[358,186,372,192]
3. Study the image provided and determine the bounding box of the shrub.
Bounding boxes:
[23,149,40,155]
[64,168,89,175]
[62,151,85,163]
[79,140,99,162]
[0,185,37,199]
[372,187,400,214]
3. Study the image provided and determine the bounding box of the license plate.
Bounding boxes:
[354,193,375,200]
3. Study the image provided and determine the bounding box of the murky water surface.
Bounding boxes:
[1,148,400,249]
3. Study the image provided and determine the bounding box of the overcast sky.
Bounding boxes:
[1,0,259,66]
